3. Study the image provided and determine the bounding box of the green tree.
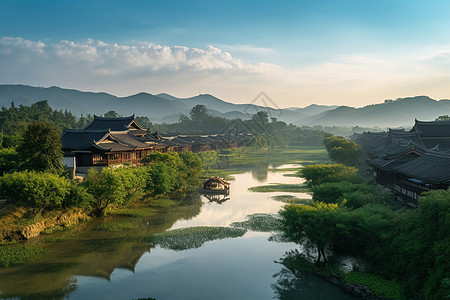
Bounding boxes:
[299,163,361,187]
[189,104,208,121]
[435,115,450,121]
[17,122,64,174]
[145,162,177,196]
[114,167,147,203]
[104,110,121,118]
[82,168,126,216]
[178,151,203,189]
[323,136,361,166]
[0,147,19,175]
[64,183,93,208]
[135,116,152,129]
[252,111,269,125]
[280,201,342,263]
[311,181,389,208]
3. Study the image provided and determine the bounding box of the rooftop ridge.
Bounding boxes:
[93,115,135,120]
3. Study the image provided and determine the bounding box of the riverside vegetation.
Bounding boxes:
[0,102,328,269]
[278,136,450,300]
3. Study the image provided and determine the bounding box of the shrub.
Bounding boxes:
[0,171,71,215]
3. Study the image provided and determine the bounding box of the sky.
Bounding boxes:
[1,0,450,108]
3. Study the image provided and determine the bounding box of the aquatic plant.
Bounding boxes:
[0,244,49,267]
[271,195,311,204]
[43,232,81,242]
[147,199,178,208]
[231,213,282,232]
[341,272,402,300]
[97,219,139,231]
[248,184,309,193]
[108,207,157,217]
[146,226,247,251]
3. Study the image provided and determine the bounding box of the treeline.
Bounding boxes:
[0,102,153,148]
[154,105,288,134]
[280,137,450,299]
[0,100,93,136]
[0,151,202,217]
[153,105,326,147]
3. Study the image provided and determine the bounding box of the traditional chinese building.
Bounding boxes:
[62,115,250,170]
[353,119,450,205]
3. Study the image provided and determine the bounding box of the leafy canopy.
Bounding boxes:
[16,122,64,174]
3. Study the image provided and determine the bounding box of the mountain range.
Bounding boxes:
[0,85,449,128]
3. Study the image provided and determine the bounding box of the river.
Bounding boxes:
[0,154,356,299]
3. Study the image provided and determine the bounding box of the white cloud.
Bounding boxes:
[1,36,450,107]
[0,37,276,74]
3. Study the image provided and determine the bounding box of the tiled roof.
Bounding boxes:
[85,115,148,131]
[61,129,110,150]
[356,120,450,185]
[412,119,450,138]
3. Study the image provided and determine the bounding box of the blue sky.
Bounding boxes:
[1,0,450,107]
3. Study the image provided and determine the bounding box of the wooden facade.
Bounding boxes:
[62,115,253,169]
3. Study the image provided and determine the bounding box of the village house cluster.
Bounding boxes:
[353,119,450,205]
[61,115,253,172]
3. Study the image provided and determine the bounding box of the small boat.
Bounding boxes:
[200,176,230,195]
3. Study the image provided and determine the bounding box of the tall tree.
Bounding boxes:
[104,110,122,118]
[17,122,64,174]
[435,115,450,121]
[323,136,362,166]
[281,202,342,263]
[252,111,269,125]
[82,168,126,216]
[189,104,208,121]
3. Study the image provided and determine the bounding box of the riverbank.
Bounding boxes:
[280,252,399,300]
[0,206,89,243]
[0,145,363,300]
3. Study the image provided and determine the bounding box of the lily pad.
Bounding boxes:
[271,195,312,204]
[248,184,309,193]
[146,226,246,251]
[231,213,282,232]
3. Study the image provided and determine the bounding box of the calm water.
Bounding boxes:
[0,164,355,300]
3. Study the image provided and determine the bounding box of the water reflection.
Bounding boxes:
[272,267,356,300]
[0,158,352,299]
[203,193,230,203]
[251,162,270,182]
[0,194,202,299]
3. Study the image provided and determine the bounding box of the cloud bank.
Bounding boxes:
[1,36,450,107]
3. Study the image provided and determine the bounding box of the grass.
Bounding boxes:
[44,232,81,242]
[0,244,50,267]
[40,224,76,235]
[231,213,282,232]
[341,271,402,300]
[271,195,312,205]
[108,207,157,217]
[146,226,247,251]
[13,214,42,227]
[97,219,139,231]
[248,184,310,193]
[147,199,178,208]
